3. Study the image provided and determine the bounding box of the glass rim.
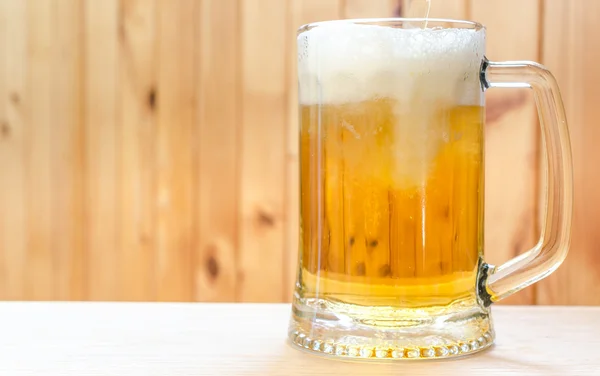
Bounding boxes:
[297,18,485,35]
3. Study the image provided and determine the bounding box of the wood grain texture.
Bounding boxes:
[25,0,55,300]
[344,0,396,18]
[471,0,541,305]
[0,1,594,305]
[401,0,466,19]
[238,0,288,302]
[0,303,598,375]
[537,0,600,305]
[0,0,27,300]
[400,0,431,18]
[83,0,121,300]
[284,0,344,302]
[195,0,240,302]
[52,0,85,301]
[155,0,195,302]
[429,0,470,20]
[426,0,466,19]
[119,0,157,301]
[0,0,7,299]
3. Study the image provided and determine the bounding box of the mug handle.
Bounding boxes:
[478,58,574,305]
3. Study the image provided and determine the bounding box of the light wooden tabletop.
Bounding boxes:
[0,303,597,375]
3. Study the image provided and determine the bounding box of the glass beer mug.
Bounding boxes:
[288,18,573,359]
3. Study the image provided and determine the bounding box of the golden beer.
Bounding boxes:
[298,101,484,308]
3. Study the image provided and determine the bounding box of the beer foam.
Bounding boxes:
[298,23,485,106]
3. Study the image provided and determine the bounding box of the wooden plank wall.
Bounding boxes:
[0,0,597,304]
[537,1,600,305]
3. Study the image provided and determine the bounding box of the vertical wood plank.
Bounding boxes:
[426,0,466,19]
[0,0,6,299]
[537,0,600,305]
[238,0,288,302]
[195,0,239,302]
[155,0,195,302]
[284,0,343,302]
[471,0,541,305]
[399,0,466,19]
[0,0,27,300]
[343,0,396,18]
[25,0,55,300]
[400,0,427,18]
[119,0,157,301]
[84,0,121,300]
[52,0,85,300]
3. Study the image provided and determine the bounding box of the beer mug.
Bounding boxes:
[288,18,573,359]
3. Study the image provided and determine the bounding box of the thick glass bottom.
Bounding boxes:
[288,296,494,360]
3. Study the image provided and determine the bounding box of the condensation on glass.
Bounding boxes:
[288,18,573,360]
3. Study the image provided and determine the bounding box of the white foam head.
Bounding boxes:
[298,22,486,107]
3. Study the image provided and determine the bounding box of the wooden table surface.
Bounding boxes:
[0,303,597,375]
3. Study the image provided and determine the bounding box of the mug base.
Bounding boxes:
[288,296,494,360]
